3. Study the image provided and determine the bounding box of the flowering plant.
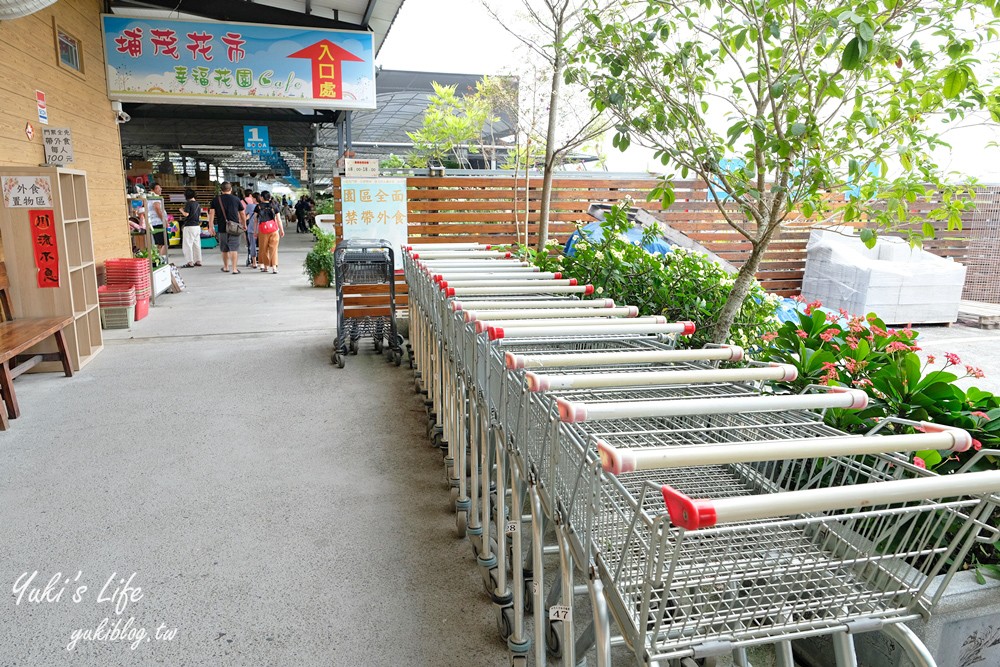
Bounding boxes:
[758,302,999,471]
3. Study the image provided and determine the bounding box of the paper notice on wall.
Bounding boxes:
[2,176,53,208]
[340,178,408,268]
[42,127,74,166]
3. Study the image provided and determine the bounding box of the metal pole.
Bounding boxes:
[345,111,353,154]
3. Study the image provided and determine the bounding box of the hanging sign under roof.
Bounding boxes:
[101,15,375,110]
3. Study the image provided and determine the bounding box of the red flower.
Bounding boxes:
[972,411,990,420]
[886,341,912,353]
[853,378,873,388]
[821,361,837,372]
[838,308,849,318]
[805,299,823,315]
[945,352,961,365]
[819,329,836,342]
[826,312,840,323]
[831,344,841,351]
[792,294,806,303]
[973,439,983,451]
[795,329,808,339]
[965,365,986,379]
[926,354,936,364]
[913,456,927,469]
[762,332,778,342]
[870,325,889,337]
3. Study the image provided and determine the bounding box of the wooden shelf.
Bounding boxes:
[0,167,103,372]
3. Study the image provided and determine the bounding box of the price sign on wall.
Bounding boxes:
[42,127,74,166]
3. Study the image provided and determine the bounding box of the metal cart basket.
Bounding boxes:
[332,238,403,368]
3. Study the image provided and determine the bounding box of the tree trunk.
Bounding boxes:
[536,32,564,252]
[710,241,769,343]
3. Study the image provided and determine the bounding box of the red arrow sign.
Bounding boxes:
[288,40,363,101]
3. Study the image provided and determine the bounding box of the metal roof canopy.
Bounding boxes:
[120,69,517,180]
[108,0,404,54]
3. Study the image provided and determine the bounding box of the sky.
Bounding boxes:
[376,0,1000,181]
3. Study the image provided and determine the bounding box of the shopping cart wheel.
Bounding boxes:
[495,603,514,641]
[349,339,358,355]
[374,340,383,354]
[331,351,345,369]
[393,350,402,367]
[456,510,468,537]
[449,486,460,510]
[522,577,534,614]
[507,654,527,667]
[545,617,563,659]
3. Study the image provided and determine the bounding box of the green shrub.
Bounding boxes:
[521,202,779,349]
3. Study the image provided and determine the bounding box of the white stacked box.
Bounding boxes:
[800,228,966,324]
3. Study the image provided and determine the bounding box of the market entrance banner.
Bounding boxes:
[101,15,375,109]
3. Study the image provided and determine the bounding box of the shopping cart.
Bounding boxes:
[331,238,403,368]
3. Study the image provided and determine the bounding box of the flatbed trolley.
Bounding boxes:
[332,238,403,368]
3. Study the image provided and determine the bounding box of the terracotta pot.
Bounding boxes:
[312,270,330,287]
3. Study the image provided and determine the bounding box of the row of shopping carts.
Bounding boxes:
[401,242,1000,667]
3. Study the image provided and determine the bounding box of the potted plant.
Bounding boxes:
[304,226,336,287]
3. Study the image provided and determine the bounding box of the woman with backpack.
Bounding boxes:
[255,191,285,274]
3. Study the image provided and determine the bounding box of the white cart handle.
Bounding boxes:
[663,469,1000,530]
[417,262,528,273]
[505,345,745,369]
[406,243,493,251]
[489,321,692,340]
[598,423,973,475]
[556,386,869,422]
[453,299,615,312]
[441,278,580,289]
[526,363,797,391]
[411,250,513,259]
[465,306,639,322]
[446,285,594,296]
[478,316,666,334]
[432,271,547,281]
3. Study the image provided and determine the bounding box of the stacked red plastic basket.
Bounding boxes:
[97,285,136,329]
[105,258,152,321]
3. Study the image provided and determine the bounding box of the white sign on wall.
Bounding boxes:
[42,127,74,166]
[340,177,407,268]
[2,176,53,208]
[344,158,379,177]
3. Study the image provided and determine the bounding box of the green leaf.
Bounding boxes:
[943,69,969,99]
[915,449,943,469]
[842,37,868,70]
[860,228,876,248]
[858,22,875,42]
[790,122,807,137]
[922,221,935,238]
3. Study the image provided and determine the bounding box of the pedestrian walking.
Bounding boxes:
[295,196,309,234]
[147,183,168,255]
[207,182,246,274]
[243,189,259,268]
[255,191,285,274]
[179,188,203,267]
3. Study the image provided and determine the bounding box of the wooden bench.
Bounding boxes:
[0,262,74,430]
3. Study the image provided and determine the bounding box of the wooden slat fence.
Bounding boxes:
[330,175,979,317]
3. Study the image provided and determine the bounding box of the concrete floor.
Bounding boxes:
[4,232,998,666]
[0,232,507,666]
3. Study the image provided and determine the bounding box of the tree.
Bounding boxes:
[483,0,617,250]
[574,0,1000,342]
[407,82,493,168]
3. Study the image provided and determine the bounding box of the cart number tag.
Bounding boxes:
[532,581,539,595]
[506,521,518,534]
[549,605,571,622]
